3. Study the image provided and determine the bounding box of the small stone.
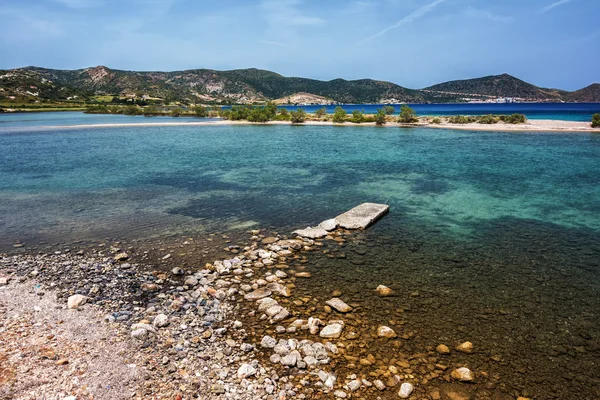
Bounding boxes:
[436,344,450,354]
[131,329,148,340]
[375,285,393,296]
[451,367,475,382]
[398,382,414,398]
[293,227,329,239]
[326,298,352,313]
[233,320,243,328]
[281,352,297,367]
[377,325,397,338]
[114,252,128,261]
[261,336,277,348]
[55,358,69,366]
[211,384,226,394]
[240,343,254,352]
[374,380,386,390]
[153,314,169,328]
[348,379,361,391]
[244,288,272,301]
[320,323,344,339]
[171,267,184,275]
[456,341,473,353]
[184,276,198,286]
[333,390,347,398]
[295,272,312,278]
[262,237,279,244]
[67,294,87,309]
[237,363,257,379]
[0,277,8,286]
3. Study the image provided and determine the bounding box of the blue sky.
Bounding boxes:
[0,0,598,90]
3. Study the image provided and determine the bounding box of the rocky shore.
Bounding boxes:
[1,216,534,400]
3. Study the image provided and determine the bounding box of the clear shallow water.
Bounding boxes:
[280,102,600,122]
[1,116,600,397]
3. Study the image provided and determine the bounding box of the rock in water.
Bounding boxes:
[375,285,393,296]
[244,288,272,300]
[436,344,450,354]
[456,341,473,353]
[261,335,277,348]
[377,325,397,338]
[114,252,128,261]
[335,203,389,229]
[67,294,88,309]
[398,382,414,398]
[318,219,338,231]
[320,324,344,339]
[326,298,352,313]
[451,367,475,382]
[293,227,329,239]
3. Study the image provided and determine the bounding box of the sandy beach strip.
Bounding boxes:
[4,118,600,133]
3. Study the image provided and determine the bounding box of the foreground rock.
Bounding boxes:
[335,202,390,229]
[293,226,329,239]
[326,298,352,313]
[377,325,397,338]
[451,367,475,382]
[67,294,87,309]
[320,323,344,339]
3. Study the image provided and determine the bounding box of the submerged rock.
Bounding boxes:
[244,288,272,300]
[320,324,344,339]
[377,325,397,338]
[375,285,393,296]
[456,341,473,353]
[293,227,329,239]
[436,344,450,355]
[451,367,475,382]
[237,363,257,379]
[326,298,352,313]
[398,382,414,398]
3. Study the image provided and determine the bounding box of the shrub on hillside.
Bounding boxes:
[383,105,395,115]
[593,113,600,128]
[478,114,499,124]
[290,108,307,124]
[374,109,387,125]
[448,115,476,124]
[350,110,365,123]
[315,107,327,118]
[431,117,441,124]
[193,105,208,117]
[504,113,527,124]
[170,107,184,117]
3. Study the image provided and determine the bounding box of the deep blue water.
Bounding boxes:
[1,114,599,397]
[280,102,600,122]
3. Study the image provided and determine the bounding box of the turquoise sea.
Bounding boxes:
[1,112,599,398]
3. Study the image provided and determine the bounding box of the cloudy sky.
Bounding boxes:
[0,0,597,90]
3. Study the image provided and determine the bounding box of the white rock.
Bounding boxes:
[237,363,257,379]
[0,277,8,285]
[398,382,414,398]
[377,325,397,338]
[333,390,347,398]
[348,379,361,391]
[320,323,344,339]
[335,202,390,229]
[257,297,279,312]
[244,288,272,300]
[131,329,148,340]
[318,218,338,231]
[67,294,88,309]
[261,335,277,348]
[153,314,169,328]
[451,367,475,382]
[324,374,337,390]
[374,380,386,390]
[293,227,329,239]
[326,298,352,313]
[375,285,393,296]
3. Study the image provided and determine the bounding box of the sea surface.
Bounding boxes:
[1,112,599,398]
[280,102,600,122]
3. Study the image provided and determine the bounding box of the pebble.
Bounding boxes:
[347,379,361,391]
[237,363,257,379]
[374,380,386,390]
[375,285,393,296]
[326,298,352,313]
[114,252,128,261]
[67,294,88,309]
[333,390,347,398]
[244,288,272,300]
[320,324,344,339]
[171,267,184,275]
[261,335,277,348]
[153,313,169,328]
[456,341,473,353]
[377,325,397,338]
[0,277,8,285]
[436,344,450,354]
[451,367,475,382]
[398,382,414,398]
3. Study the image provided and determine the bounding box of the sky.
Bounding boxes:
[0,0,598,90]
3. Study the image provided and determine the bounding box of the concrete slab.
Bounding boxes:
[335,203,389,229]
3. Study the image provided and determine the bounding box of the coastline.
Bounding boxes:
[4,118,600,133]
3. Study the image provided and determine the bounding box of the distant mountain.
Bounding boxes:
[423,73,569,101]
[565,84,600,102]
[1,66,598,105]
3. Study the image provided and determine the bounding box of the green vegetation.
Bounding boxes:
[332,106,347,123]
[448,115,477,124]
[315,107,327,118]
[349,110,365,123]
[290,108,307,124]
[431,117,441,124]
[478,114,499,124]
[193,105,208,117]
[500,113,527,124]
[382,105,395,115]
[123,105,142,115]
[170,108,184,117]
[398,105,418,123]
[374,109,387,125]
[592,113,600,128]
[447,114,527,124]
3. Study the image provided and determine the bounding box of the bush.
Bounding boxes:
[248,107,271,122]
[193,105,208,117]
[431,117,441,124]
[332,106,347,123]
[279,108,289,117]
[593,113,600,128]
[170,108,184,117]
[315,107,327,118]
[350,109,365,123]
[143,105,160,116]
[383,105,395,115]
[478,114,499,124]
[398,104,418,123]
[374,109,387,125]
[228,105,252,120]
[504,113,527,124]
[290,108,307,124]
[448,115,476,124]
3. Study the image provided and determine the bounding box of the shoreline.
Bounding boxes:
[3,118,599,133]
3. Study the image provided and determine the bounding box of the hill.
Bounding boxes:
[423,73,568,101]
[566,84,600,102]
[1,66,598,106]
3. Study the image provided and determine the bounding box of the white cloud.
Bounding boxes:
[260,0,325,27]
[357,0,447,45]
[466,7,514,23]
[51,0,104,9]
[541,0,574,13]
